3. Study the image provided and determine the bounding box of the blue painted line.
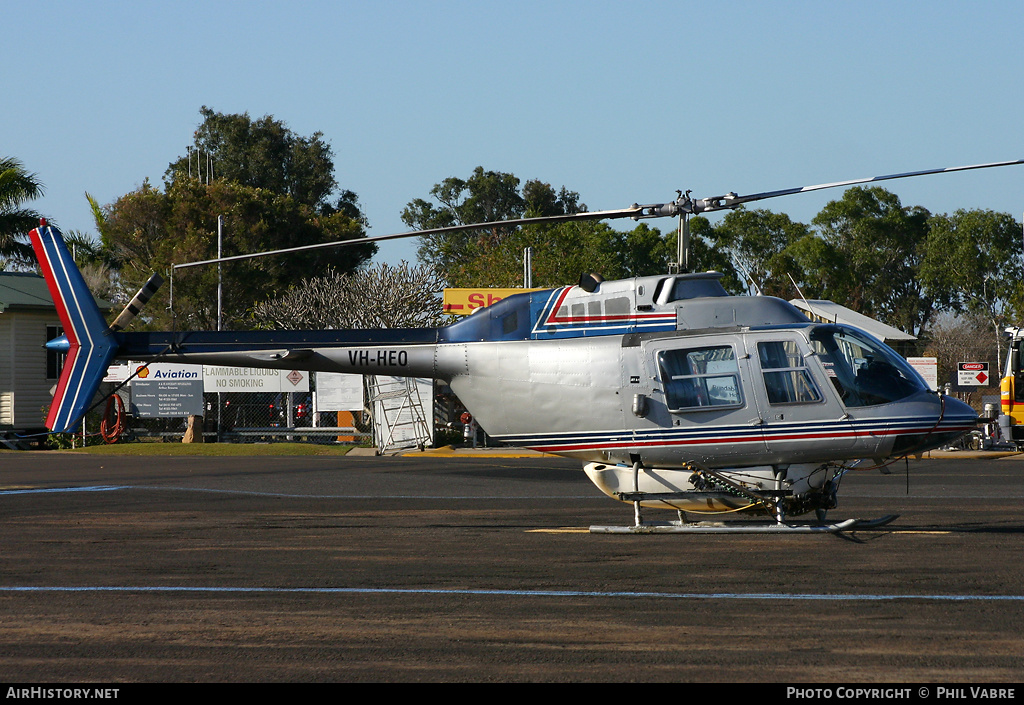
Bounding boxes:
[0,485,602,500]
[0,485,130,495]
[5,485,1020,501]
[0,586,1022,601]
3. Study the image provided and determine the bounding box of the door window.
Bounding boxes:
[658,345,743,411]
[757,340,822,405]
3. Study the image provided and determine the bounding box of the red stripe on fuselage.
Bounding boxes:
[541,287,675,327]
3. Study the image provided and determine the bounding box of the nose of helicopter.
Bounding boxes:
[919,393,979,452]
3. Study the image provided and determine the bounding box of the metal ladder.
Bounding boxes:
[368,376,431,453]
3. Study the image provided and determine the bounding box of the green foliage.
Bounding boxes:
[0,157,45,264]
[920,209,1022,315]
[404,167,539,277]
[688,212,774,295]
[691,188,937,336]
[699,208,810,298]
[404,167,715,288]
[919,209,1023,359]
[631,187,1024,344]
[96,109,375,330]
[804,187,933,335]
[103,178,374,330]
[165,107,339,212]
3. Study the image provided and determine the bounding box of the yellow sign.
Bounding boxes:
[442,288,541,315]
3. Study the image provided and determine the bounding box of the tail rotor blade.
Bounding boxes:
[108,273,164,333]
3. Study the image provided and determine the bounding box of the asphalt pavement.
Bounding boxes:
[1,450,1022,682]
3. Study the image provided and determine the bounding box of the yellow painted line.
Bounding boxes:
[400,447,556,459]
[528,528,954,535]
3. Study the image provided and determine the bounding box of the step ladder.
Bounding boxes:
[368,376,432,453]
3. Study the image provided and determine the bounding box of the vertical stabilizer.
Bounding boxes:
[30,221,118,432]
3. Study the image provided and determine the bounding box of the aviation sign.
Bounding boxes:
[957,362,990,386]
[130,362,204,418]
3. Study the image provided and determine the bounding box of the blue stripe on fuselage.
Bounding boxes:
[438,287,677,343]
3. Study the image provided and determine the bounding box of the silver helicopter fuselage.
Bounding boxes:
[123,272,976,476]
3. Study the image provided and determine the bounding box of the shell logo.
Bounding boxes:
[136,366,150,378]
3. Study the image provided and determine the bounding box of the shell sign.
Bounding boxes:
[442,288,541,316]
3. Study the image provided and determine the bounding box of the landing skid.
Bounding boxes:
[589,514,898,534]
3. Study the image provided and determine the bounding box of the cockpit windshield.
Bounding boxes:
[808,325,927,407]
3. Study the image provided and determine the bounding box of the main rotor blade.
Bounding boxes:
[174,206,644,269]
[355,205,646,245]
[172,158,1024,269]
[690,158,1024,213]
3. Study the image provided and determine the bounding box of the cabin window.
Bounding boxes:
[46,325,65,380]
[605,297,630,315]
[757,341,822,404]
[658,345,743,411]
[667,277,729,302]
[501,311,518,335]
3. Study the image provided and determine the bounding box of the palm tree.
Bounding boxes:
[0,157,45,263]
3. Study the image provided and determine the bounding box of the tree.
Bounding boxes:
[691,207,810,297]
[615,223,672,279]
[165,107,341,213]
[0,157,45,264]
[250,262,446,330]
[403,167,539,278]
[922,311,999,406]
[404,167,708,288]
[512,220,626,287]
[102,178,373,330]
[919,208,1023,362]
[799,187,933,336]
[61,229,119,302]
[102,109,375,330]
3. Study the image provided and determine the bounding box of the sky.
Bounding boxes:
[6,0,1024,270]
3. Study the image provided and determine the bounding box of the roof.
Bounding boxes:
[789,299,917,342]
[0,272,57,312]
[0,271,111,313]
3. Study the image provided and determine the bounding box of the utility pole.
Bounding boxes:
[217,215,223,332]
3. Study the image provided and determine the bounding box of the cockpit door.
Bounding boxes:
[635,335,767,466]
[742,332,860,459]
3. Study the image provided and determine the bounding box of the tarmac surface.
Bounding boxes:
[1,448,1023,682]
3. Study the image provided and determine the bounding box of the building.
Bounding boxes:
[789,299,917,344]
[0,272,110,435]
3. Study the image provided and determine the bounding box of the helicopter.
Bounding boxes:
[31,159,1023,533]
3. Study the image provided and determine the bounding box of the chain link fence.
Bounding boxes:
[83,383,371,445]
[56,377,488,450]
